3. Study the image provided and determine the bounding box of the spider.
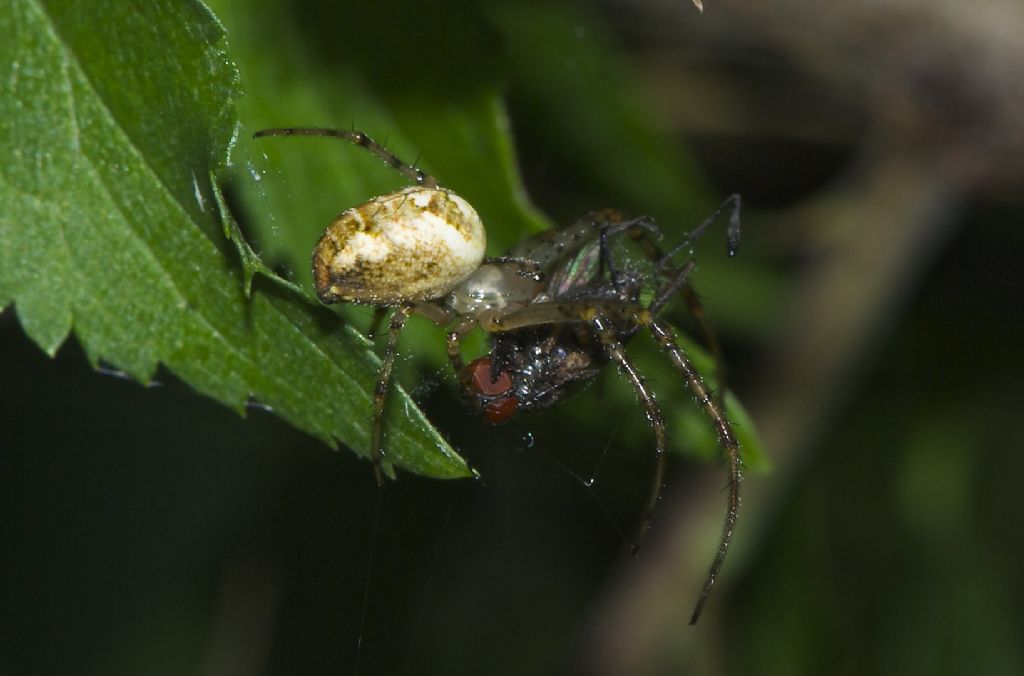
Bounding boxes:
[253,126,742,624]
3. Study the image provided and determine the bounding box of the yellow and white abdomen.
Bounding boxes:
[312,186,486,305]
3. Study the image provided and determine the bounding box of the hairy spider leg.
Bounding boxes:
[644,317,741,625]
[620,194,740,286]
[623,200,743,624]
[628,228,727,396]
[626,194,743,403]
[366,306,389,340]
[588,313,669,547]
[595,302,742,624]
[253,127,440,188]
[479,299,630,332]
[371,306,412,486]
[657,193,742,263]
[445,317,478,387]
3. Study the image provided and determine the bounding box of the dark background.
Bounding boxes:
[3,1,1023,674]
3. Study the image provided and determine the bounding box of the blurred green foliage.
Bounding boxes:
[3,0,1021,675]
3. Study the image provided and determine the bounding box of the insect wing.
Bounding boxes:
[546,236,603,297]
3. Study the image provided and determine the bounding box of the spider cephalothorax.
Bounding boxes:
[255,126,742,624]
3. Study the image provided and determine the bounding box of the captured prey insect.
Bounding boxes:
[253,126,743,624]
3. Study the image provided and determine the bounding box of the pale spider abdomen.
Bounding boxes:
[313,186,486,305]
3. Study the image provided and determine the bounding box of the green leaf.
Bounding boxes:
[0,0,470,479]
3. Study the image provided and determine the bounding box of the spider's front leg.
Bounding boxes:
[642,315,742,626]
[254,127,440,188]
[588,311,669,548]
[628,194,742,403]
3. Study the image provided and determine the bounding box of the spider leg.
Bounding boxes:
[643,316,742,625]
[678,285,729,409]
[590,313,668,548]
[648,258,729,405]
[253,127,440,188]
[482,256,543,281]
[627,196,740,400]
[662,193,742,259]
[648,260,698,315]
[480,299,641,332]
[371,305,412,486]
[366,306,389,340]
[370,300,456,480]
[598,221,614,285]
[445,317,478,387]
[582,209,662,246]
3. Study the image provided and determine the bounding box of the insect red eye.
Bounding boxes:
[483,396,519,424]
[468,357,512,396]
